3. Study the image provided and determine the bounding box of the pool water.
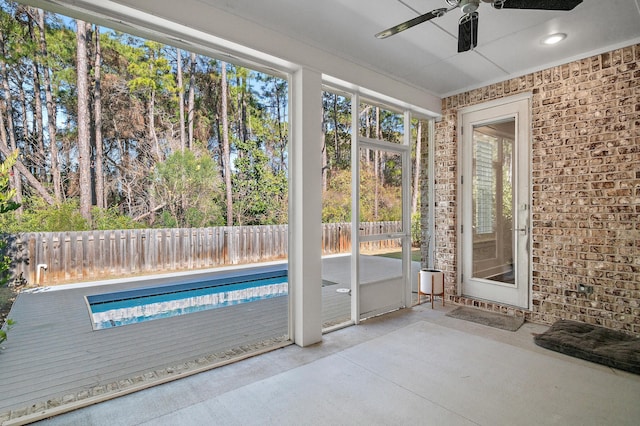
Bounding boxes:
[87,268,288,330]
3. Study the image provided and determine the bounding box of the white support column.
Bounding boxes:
[350,93,360,324]
[402,111,412,308]
[427,119,436,269]
[289,67,323,347]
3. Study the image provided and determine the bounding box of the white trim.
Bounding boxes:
[458,92,533,115]
[323,76,440,119]
[357,137,410,153]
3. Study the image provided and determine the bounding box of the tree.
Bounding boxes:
[322,91,351,193]
[0,149,19,346]
[187,51,196,149]
[126,39,177,223]
[233,137,287,225]
[322,168,351,223]
[255,73,288,174]
[93,24,105,209]
[152,150,223,228]
[176,48,186,151]
[75,19,92,222]
[220,61,232,226]
[127,40,176,162]
[0,9,22,207]
[412,120,423,215]
[0,150,20,283]
[0,3,293,231]
[36,8,62,202]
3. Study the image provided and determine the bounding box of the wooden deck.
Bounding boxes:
[0,256,417,422]
[0,281,292,417]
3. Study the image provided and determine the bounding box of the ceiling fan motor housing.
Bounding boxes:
[460,0,481,14]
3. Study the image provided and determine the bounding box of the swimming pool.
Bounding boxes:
[86,266,288,330]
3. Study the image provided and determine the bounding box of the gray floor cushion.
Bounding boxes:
[534,320,640,374]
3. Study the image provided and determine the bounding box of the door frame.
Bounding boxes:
[457,93,532,309]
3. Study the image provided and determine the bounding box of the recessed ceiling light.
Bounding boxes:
[542,33,567,45]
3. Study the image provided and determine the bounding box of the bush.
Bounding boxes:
[0,151,21,286]
[92,206,144,230]
[411,211,421,247]
[14,198,89,232]
[1,151,20,345]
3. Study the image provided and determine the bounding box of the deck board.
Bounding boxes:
[1,282,289,412]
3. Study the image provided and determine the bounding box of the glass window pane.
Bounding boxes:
[472,120,515,285]
[359,147,403,236]
[358,239,404,320]
[321,90,352,330]
[358,102,404,143]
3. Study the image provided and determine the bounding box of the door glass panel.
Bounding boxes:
[359,147,403,236]
[472,120,515,285]
[321,90,352,330]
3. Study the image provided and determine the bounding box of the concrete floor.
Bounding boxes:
[34,304,640,426]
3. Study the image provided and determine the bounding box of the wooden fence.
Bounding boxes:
[7,222,401,285]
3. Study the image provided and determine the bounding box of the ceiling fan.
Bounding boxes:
[375,0,583,53]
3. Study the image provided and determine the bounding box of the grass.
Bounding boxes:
[374,248,421,262]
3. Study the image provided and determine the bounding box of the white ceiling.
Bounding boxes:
[189,0,640,97]
[27,0,640,103]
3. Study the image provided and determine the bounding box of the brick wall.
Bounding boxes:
[423,43,639,333]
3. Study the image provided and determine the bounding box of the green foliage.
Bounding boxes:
[0,237,13,287]
[322,166,403,223]
[127,40,176,98]
[10,198,89,232]
[153,150,224,228]
[358,165,402,222]
[359,102,404,143]
[232,138,288,225]
[0,318,14,346]
[322,169,351,223]
[322,92,352,171]
[0,151,21,287]
[91,206,144,230]
[0,198,144,233]
[1,151,20,345]
[411,212,421,247]
[0,151,20,214]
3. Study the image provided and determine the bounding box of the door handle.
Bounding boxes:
[512,227,527,234]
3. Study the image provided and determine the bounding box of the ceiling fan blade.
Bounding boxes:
[458,12,479,53]
[375,8,448,39]
[496,0,582,11]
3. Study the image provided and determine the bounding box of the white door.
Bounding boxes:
[351,96,412,322]
[460,96,531,308]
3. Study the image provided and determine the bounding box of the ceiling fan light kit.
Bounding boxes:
[375,0,583,53]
